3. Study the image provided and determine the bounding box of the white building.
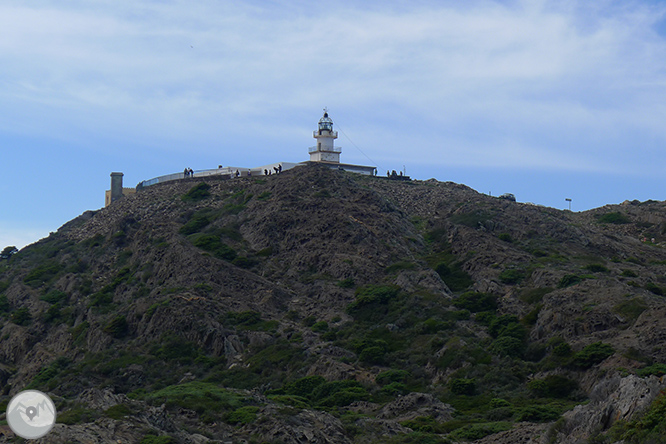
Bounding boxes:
[306,110,376,175]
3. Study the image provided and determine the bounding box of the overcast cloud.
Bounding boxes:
[2,0,666,249]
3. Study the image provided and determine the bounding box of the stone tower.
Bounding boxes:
[110,172,124,204]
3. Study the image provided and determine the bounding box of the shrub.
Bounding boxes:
[613,298,648,322]
[359,346,386,365]
[645,282,664,296]
[585,264,609,273]
[515,405,560,422]
[192,235,237,261]
[376,369,410,386]
[637,364,666,378]
[558,274,582,288]
[225,406,259,425]
[337,278,355,288]
[453,292,497,313]
[573,342,614,368]
[488,315,522,338]
[179,212,213,235]
[40,290,68,304]
[105,404,131,420]
[11,307,31,326]
[311,321,328,333]
[434,262,473,292]
[145,381,245,414]
[23,261,62,287]
[104,315,128,338]
[450,378,476,395]
[596,212,630,224]
[498,233,513,242]
[528,375,578,398]
[0,295,10,312]
[449,422,512,440]
[284,375,326,398]
[490,336,526,358]
[140,436,176,444]
[312,380,369,407]
[182,182,211,201]
[499,269,524,285]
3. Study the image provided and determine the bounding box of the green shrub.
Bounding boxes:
[359,346,386,365]
[585,264,609,273]
[490,336,526,358]
[337,278,355,288]
[434,262,473,292]
[450,378,476,395]
[488,315,523,338]
[596,212,630,224]
[152,335,200,364]
[312,380,369,407]
[519,287,553,304]
[552,342,572,357]
[11,307,31,326]
[637,364,666,378]
[225,406,259,425]
[573,342,614,368]
[41,290,68,304]
[192,235,237,261]
[499,269,525,285]
[613,298,648,322]
[621,269,638,278]
[179,212,213,235]
[23,261,62,287]
[376,369,410,386]
[284,375,326,398]
[145,382,245,414]
[453,292,497,312]
[140,436,176,444]
[498,233,513,242]
[105,404,131,420]
[182,182,211,201]
[645,282,664,296]
[232,256,256,269]
[515,405,560,422]
[449,422,512,440]
[528,375,578,398]
[385,261,417,274]
[57,405,98,425]
[104,315,128,338]
[558,274,582,288]
[0,295,10,312]
[311,321,328,333]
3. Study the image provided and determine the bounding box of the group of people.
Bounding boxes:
[183,168,194,178]
[263,164,283,176]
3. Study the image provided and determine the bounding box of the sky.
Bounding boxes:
[2,0,666,250]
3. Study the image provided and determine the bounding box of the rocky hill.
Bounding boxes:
[2,164,666,443]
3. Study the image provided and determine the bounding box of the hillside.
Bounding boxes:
[2,164,666,443]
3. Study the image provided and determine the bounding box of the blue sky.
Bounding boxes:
[2,0,666,249]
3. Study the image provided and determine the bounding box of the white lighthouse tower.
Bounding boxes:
[309,109,341,163]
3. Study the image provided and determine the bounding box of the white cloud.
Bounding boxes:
[1,0,666,173]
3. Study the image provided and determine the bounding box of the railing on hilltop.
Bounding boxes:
[137,167,244,189]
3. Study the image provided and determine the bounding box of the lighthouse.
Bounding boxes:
[309,109,341,163]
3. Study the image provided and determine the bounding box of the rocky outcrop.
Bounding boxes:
[553,374,666,444]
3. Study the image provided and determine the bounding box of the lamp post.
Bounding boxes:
[565,198,572,211]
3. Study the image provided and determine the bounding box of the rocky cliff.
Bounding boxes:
[1,164,666,443]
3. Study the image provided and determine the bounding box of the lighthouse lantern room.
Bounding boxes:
[309,109,341,163]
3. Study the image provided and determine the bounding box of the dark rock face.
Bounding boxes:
[2,165,666,443]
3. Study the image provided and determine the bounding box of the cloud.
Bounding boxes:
[1,0,666,174]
